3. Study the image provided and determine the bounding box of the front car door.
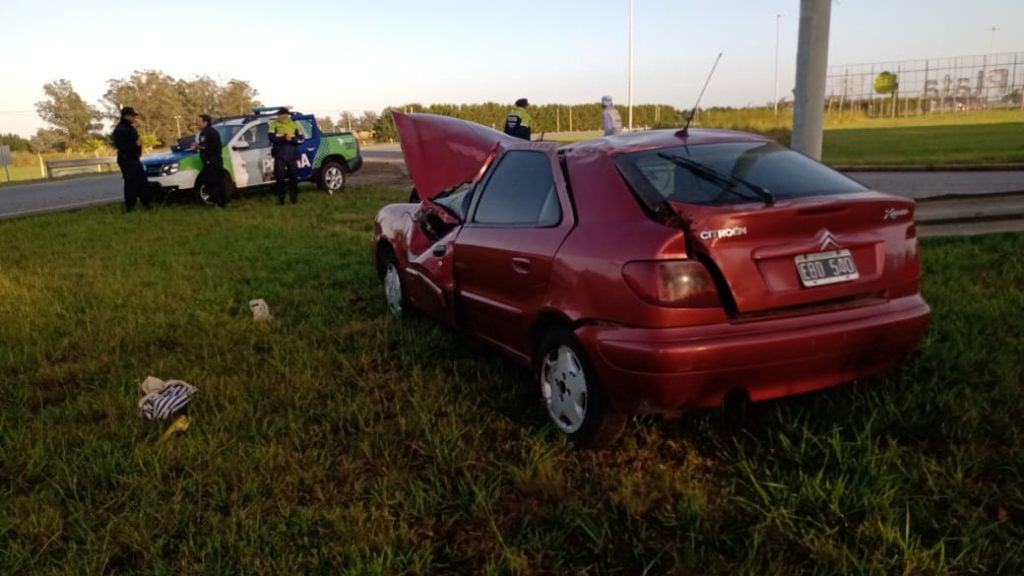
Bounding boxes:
[230,120,273,188]
[453,144,573,360]
[294,115,319,181]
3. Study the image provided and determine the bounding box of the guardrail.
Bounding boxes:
[45,157,118,179]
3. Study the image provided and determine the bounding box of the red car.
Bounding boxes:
[373,112,930,446]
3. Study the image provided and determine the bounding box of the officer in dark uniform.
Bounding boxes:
[196,114,226,206]
[268,107,303,204]
[504,98,532,140]
[112,107,151,212]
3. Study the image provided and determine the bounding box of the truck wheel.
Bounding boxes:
[318,160,347,195]
[194,180,214,206]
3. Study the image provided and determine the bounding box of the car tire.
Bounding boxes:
[318,160,347,195]
[536,327,626,448]
[193,179,214,206]
[380,248,408,318]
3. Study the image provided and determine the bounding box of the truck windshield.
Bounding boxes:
[214,124,242,143]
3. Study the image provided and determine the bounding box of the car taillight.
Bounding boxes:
[622,260,722,308]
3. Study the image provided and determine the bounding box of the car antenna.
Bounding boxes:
[677,52,723,139]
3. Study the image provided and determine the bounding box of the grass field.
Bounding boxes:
[1,186,1022,574]
[554,109,1024,166]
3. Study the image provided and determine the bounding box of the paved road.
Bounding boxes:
[2,151,1022,229]
[846,170,1024,199]
[0,149,404,219]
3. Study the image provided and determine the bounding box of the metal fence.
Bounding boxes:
[826,52,1024,117]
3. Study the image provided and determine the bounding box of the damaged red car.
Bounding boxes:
[373,112,930,446]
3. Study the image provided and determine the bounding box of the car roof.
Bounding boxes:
[561,128,771,156]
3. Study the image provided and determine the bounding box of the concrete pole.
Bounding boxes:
[774,14,781,115]
[791,0,832,160]
[628,0,634,131]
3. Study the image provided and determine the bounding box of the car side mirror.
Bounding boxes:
[232,142,250,151]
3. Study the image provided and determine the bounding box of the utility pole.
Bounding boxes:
[774,14,781,115]
[989,26,1000,54]
[791,0,832,160]
[174,115,182,137]
[628,0,634,131]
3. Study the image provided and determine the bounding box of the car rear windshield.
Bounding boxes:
[615,141,866,208]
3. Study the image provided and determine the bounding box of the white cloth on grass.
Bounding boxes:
[138,376,198,420]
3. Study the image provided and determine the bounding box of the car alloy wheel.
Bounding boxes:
[321,161,346,195]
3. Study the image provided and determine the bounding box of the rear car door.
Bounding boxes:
[453,145,573,358]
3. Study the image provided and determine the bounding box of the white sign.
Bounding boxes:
[0,145,11,166]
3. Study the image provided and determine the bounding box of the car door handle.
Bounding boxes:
[511,257,531,273]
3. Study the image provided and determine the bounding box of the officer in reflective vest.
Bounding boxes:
[269,107,304,204]
[504,98,532,140]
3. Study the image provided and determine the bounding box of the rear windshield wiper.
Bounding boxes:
[657,152,776,205]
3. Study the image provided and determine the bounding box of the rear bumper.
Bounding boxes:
[577,295,931,414]
[348,155,363,173]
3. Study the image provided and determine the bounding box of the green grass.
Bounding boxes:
[1,187,1022,574]
[823,122,1024,166]
[553,109,1024,167]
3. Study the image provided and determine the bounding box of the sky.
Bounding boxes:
[1,0,1021,137]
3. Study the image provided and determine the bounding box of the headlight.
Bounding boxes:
[161,163,179,176]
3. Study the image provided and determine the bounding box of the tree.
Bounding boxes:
[29,128,65,153]
[35,79,102,150]
[176,75,221,123]
[318,116,336,132]
[372,109,397,142]
[0,133,31,152]
[102,72,262,146]
[338,111,356,132]
[217,79,261,117]
[102,70,185,146]
[874,71,899,118]
[355,111,378,133]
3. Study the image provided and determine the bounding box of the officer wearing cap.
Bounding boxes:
[268,107,304,204]
[196,114,226,206]
[504,98,532,140]
[112,106,151,212]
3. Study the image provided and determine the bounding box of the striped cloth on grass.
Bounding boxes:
[138,381,197,420]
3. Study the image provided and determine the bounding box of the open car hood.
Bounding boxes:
[393,112,513,200]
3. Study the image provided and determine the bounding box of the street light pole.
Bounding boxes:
[791,0,832,160]
[174,115,182,137]
[774,14,781,115]
[628,0,634,131]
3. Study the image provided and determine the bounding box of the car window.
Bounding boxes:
[297,119,314,139]
[472,151,561,227]
[239,123,270,149]
[616,142,867,207]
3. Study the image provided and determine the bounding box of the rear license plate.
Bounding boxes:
[795,249,859,287]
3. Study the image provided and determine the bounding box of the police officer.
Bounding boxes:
[112,106,151,212]
[601,95,623,136]
[504,98,532,140]
[268,107,303,205]
[196,114,226,206]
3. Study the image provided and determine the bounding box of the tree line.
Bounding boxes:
[30,72,261,153]
[29,73,691,153]
[370,102,687,141]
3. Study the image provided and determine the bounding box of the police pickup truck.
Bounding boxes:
[141,107,362,202]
